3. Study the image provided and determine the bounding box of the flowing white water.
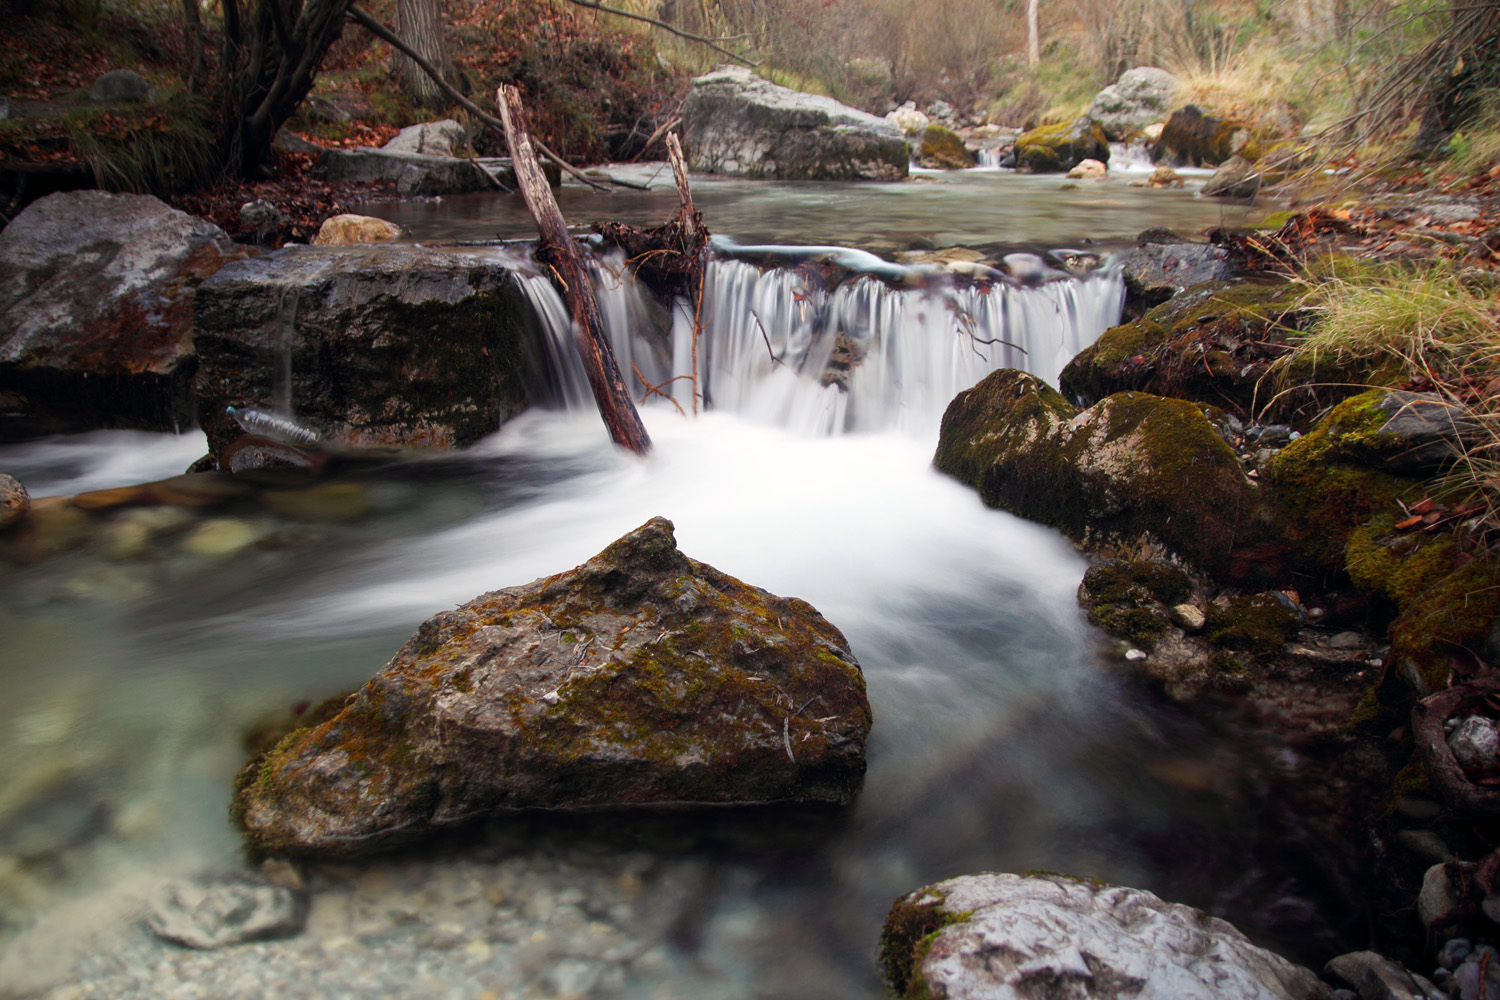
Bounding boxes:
[520,250,1123,436]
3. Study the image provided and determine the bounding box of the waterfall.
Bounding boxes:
[517,247,1125,436]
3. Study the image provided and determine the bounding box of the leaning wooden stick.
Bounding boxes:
[496,84,652,455]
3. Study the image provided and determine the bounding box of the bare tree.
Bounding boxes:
[1027,0,1039,66]
[393,0,452,107]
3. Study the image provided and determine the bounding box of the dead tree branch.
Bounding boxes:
[560,0,758,66]
[497,84,652,455]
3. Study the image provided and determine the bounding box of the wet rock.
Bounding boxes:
[233,517,872,857]
[935,372,1256,577]
[1203,155,1263,198]
[381,119,469,158]
[1014,117,1110,173]
[916,124,975,169]
[193,245,546,467]
[1449,716,1500,770]
[0,191,247,440]
[1086,66,1178,141]
[309,213,402,246]
[1325,950,1439,1000]
[0,473,28,530]
[1121,242,1232,305]
[238,200,285,239]
[311,148,496,196]
[681,67,908,181]
[1439,937,1472,970]
[880,872,1331,1000]
[88,68,153,103]
[146,871,307,949]
[1067,157,1108,180]
[1154,104,1253,167]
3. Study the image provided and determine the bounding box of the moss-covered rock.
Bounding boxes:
[1014,118,1110,173]
[934,371,1257,577]
[1153,105,1252,167]
[1078,558,1195,648]
[232,517,872,857]
[916,124,975,170]
[1060,280,1309,417]
[1262,392,1427,578]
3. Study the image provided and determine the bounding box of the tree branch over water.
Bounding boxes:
[559,0,758,67]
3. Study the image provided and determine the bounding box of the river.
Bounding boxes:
[0,166,1291,999]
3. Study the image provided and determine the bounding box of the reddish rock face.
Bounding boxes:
[234,517,872,858]
[0,191,249,440]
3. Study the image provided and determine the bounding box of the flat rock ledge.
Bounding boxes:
[234,517,872,857]
[880,872,1331,1000]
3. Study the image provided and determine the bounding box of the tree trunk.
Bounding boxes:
[393,0,450,108]
[216,0,352,179]
[496,85,652,455]
[1027,0,1039,66]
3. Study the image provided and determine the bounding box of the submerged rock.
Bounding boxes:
[0,191,247,440]
[192,244,546,466]
[146,871,307,949]
[233,517,871,857]
[680,67,909,181]
[879,872,1330,999]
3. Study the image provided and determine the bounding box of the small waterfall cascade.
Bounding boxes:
[516,246,1125,437]
[975,147,1007,169]
[1108,141,1158,174]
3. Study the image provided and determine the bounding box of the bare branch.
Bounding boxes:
[560,0,759,66]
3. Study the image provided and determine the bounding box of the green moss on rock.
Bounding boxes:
[936,371,1259,577]
[917,124,975,170]
[1204,593,1299,658]
[1078,559,1195,648]
[1014,118,1109,173]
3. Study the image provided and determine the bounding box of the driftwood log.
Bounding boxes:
[593,132,709,299]
[496,84,652,455]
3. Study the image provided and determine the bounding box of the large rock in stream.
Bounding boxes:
[680,67,909,181]
[193,244,547,466]
[934,371,1257,578]
[880,873,1331,999]
[0,191,248,440]
[234,517,872,857]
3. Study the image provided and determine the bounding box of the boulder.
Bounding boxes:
[192,244,546,465]
[1331,388,1484,474]
[1148,165,1184,188]
[885,102,929,136]
[1060,280,1305,415]
[1086,66,1179,141]
[1203,155,1263,198]
[233,517,872,857]
[679,66,909,181]
[1324,951,1440,1000]
[1014,118,1110,173]
[381,119,469,158]
[1154,105,1252,167]
[916,124,975,169]
[0,474,28,530]
[934,371,1256,576]
[0,191,247,441]
[89,68,153,103]
[1122,242,1232,308]
[1067,157,1108,180]
[880,872,1331,1000]
[311,148,515,196]
[310,213,403,246]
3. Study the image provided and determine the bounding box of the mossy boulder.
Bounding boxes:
[232,517,872,857]
[1153,105,1252,168]
[1014,118,1110,173]
[879,872,1331,1000]
[1078,558,1195,649]
[916,124,975,170]
[934,371,1257,577]
[1262,391,1429,579]
[1060,280,1309,417]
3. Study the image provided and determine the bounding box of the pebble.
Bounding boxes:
[1449,716,1500,770]
[1170,603,1206,631]
[1440,938,1472,971]
[145,872,307,950]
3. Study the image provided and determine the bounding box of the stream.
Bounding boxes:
[0,167,1290,999]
